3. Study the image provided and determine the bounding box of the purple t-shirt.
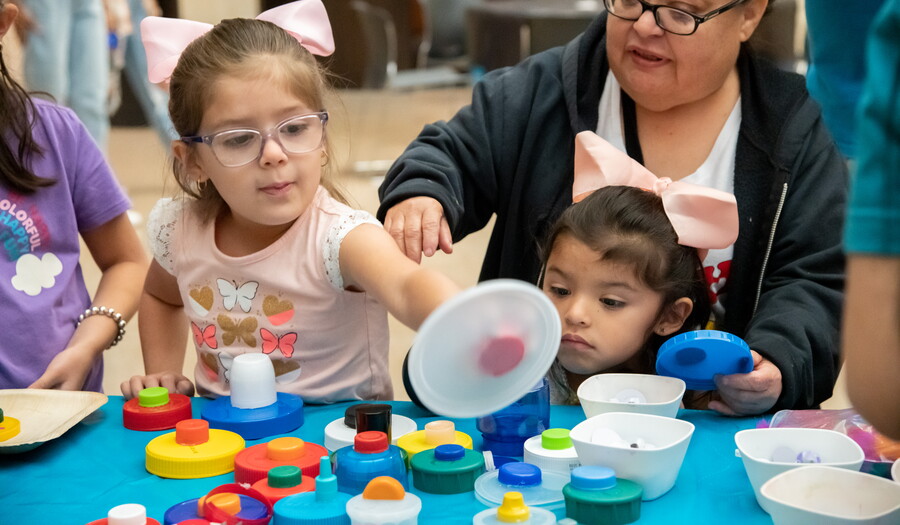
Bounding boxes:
[0,98,130,391]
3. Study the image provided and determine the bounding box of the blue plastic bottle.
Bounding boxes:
[477,378,550,460]
[332,431,408,495]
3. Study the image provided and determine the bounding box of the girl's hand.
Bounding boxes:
[383,197,453,263]
[28,344,97,391]
[708,350,782,416]
[121,372,194,400]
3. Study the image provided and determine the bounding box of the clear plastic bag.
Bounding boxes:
[767,408,900,477]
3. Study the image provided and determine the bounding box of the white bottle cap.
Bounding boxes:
[107,503,147,525]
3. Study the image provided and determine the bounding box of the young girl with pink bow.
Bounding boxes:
[542,131,739,406]
[120,1,459,403]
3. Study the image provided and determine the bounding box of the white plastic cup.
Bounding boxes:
[577,374,685,419]
[762,465,900,524]
[229,353,278,409]
[734,428,865,512]
[569,412,694,500]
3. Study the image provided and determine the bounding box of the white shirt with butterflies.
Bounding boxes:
[147,186,392,403]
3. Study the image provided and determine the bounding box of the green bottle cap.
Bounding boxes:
[541,428,573,450]
[563,466,642,524]
[139,387,170,408]
[268,465,303,488]
[410,444,485,494]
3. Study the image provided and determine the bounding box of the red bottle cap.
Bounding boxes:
[355,431,389,453]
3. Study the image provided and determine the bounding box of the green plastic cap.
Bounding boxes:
[138,387,170,408]
[541,428,572,450]
[563,468,643,525]
[268,465,303,488]
[410,446,485,494]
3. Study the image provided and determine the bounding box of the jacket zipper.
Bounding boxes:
[753,182,788,316]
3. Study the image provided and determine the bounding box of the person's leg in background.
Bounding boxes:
[21,0,71,101]
[123,0,175,146]
[68,0,109,150]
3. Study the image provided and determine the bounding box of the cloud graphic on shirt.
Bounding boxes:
[11,252,63,296]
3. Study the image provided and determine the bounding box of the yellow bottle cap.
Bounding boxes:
[497,492,531,523]
[397,421,473,458]
[146,419,245,479]
[0,413,21,442]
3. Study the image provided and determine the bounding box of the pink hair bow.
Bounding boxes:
[141,0,335,84]
[572,131,739,250]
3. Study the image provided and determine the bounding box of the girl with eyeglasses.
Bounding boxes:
[120,1,459,403]
[0,1,148,391]
[380,0,848,416]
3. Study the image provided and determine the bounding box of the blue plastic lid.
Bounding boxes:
[570,466,616,491]
[434,444,465,462]
[200,392,304,440]
[655,330,753,390]
[498,462,542,487]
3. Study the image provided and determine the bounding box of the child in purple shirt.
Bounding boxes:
[0,0,147,391]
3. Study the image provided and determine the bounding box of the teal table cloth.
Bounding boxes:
[0,398,771,524]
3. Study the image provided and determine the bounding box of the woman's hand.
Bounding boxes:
[121,372,194,400]
[28,344,96,391]
[708,350,782,416]
[383,197,453,263]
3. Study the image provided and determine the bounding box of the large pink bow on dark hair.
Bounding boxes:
[573,131,739,250]
[141,0,335,84]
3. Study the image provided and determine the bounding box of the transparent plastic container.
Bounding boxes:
[477,378,550,458]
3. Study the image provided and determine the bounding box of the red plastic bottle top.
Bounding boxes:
[176,419,210,446]
[233,436,327,485]
[355,431,389,453]
[123,387,193,431]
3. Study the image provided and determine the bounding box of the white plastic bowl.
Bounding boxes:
[577,373,685,419]
[734,428,865,512]
[761,465,900,524]
[569,412,694,500]
[893,459,899,483]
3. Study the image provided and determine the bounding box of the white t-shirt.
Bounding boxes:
[596,73,740,321]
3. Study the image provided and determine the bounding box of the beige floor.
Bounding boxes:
[96,86,850,409]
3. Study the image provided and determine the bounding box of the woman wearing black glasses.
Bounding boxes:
[379,0,847,416]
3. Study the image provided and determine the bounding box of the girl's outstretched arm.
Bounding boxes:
[120,259,193,399]
[340,224,460,330]
[30,213,148,391]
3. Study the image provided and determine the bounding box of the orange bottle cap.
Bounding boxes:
[362,476,406,500]
[198,492,240,516]
[424,420,455,445]
[267,436,304,461]
[175,419,209,446]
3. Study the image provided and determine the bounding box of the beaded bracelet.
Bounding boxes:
[76,306,127,349]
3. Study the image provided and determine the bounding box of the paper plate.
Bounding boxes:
[0,389,108,453]
[408,279,560,418]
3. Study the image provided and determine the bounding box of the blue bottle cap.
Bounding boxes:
[434,444,465,462]
[570,466,617,491]
[498,462,542,487]
[200,392,304,440]
[656,330,753,390]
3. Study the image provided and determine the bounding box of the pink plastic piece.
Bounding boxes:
[478,335,525,377]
